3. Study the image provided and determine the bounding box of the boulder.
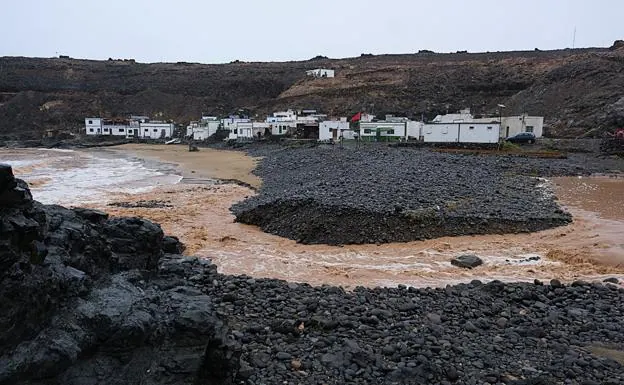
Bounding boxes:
[451,254,483,269]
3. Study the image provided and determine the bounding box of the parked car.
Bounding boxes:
[506,132,536,144]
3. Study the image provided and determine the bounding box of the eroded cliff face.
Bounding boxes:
[0,163,240,385]
[1,44,623,140]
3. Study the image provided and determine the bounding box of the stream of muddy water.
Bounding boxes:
[2,147,623,288]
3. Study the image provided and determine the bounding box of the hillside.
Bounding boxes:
[1,43,623,140]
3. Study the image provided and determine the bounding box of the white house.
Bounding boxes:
[433,108,544,138]
[85,118,103,135]
[271,121,297,136]
[85,116,174,139]
[305,68,335,78]
[190,121,220,140]
[319,120,350,141]
[266,110,297,123]
[500,114,544,138]
[140,122,175,139]
[431,108,473,123]
[423,122,500,143]
[228,122,270,140]
[359,121,408,141]
[221,116,251,132]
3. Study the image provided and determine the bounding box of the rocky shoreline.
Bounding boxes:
[2,163,624,384]
[230,146,624,245]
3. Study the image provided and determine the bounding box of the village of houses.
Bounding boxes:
[84,68,544,145]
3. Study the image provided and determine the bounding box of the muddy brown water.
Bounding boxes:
[3,147,623,288]
[93,177,624,289]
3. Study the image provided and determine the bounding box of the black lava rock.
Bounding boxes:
[451,254,484,269]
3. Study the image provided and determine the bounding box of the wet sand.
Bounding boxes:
[105,144,262,188]
[82,145,624,288]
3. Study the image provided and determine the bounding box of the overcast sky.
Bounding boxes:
[1,0,622,63]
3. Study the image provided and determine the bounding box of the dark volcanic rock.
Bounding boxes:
[231,147,582,245]
[0,165,240,385]
[3,164,624,384]
[451,254,484,269]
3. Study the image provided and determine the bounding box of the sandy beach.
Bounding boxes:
[104,143,262,188]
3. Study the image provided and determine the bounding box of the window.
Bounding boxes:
[89,128,94,132]
[119,128,125,132]
[88,120,93,124]
[487,126,492,130]
[386,129,395,135]
[364,129,371,134]
[526,126,534,133]
[104,128,109,132]
[144,129,149,132]
[153,129,158,132]
[128,130,133,134]
[234,129,238,134]
[469,126,475,130]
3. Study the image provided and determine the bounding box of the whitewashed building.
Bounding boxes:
[319,119,350,141]
[359,121,408,141]
[433,109,544,138]
[85,118,103,135]
[221,116,251,132]
[500,114,544,138]
[85,117,174,139]
[228,122,270,140]
[423,122,500,143]
[305,68,335,78]
[140,122,175,139]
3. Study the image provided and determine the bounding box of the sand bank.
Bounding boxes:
[104,143,262,188]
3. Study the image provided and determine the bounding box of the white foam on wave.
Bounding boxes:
[9,149,183,205]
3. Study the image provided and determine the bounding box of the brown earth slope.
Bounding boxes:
[1,44,623,140]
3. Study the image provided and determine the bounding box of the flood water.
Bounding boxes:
[2,147,623,288]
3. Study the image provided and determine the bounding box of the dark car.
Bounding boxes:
[506,132,536,144]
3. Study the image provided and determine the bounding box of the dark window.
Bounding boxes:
[364,129,371,134]
[526,126,534,133]
[119,128,124,132]
[89,128,94,132]
[234,129,238,134]
[88,120,93,124]
[487,126,492,130]
[144,129,148,132]
[104,128,109,132]
[153,129,158,132]
[469,126,475,130]
[386,129,395,135]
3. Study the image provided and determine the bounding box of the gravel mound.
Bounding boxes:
[231,147,588,245]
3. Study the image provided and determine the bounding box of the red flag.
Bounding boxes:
[351,112,362,122]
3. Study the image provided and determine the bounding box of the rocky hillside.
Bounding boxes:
[1,42,623,140]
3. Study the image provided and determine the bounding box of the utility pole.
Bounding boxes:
[572,27,576,49]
